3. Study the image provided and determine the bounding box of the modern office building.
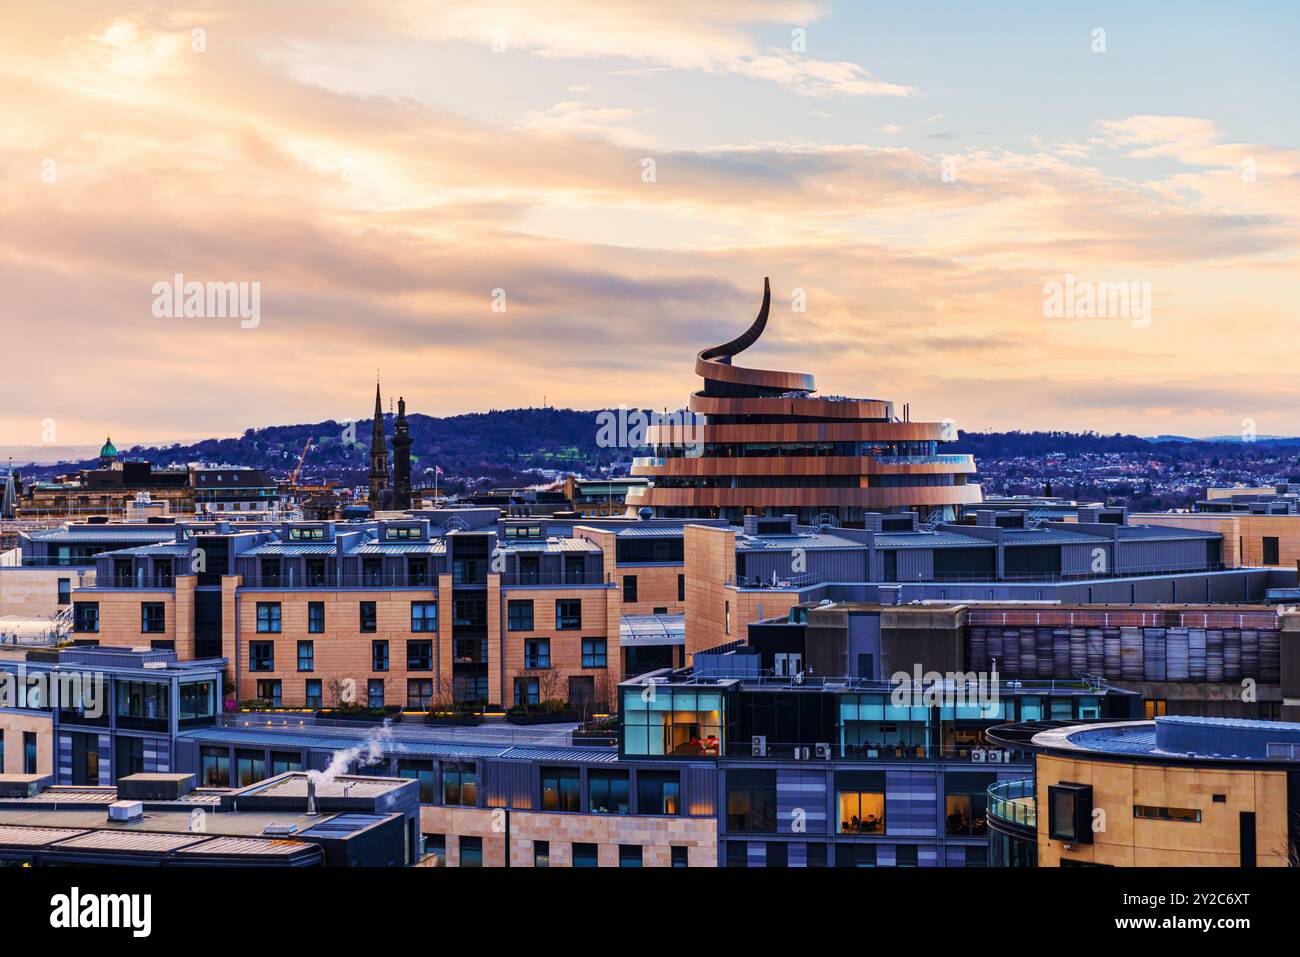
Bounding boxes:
[628,279,982,526]
[0,645,224,784]
[679,509,1293,660]
[987,715,1300,867]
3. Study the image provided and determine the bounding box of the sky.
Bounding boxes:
[3,0,1298,447]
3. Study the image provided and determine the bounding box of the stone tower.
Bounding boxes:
[368,381,389,509]
[392,396,413,510]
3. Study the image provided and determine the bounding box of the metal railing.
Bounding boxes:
[987,779,1037,829]
[730,740,1031,764]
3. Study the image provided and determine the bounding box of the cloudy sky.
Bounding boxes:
[4,1,1298,446]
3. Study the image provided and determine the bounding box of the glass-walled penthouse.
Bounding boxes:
[618,672,1137,761]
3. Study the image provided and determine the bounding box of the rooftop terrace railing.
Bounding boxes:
[726,740,1031,764]
[987,778,1037,829]
[667,671,1108,696]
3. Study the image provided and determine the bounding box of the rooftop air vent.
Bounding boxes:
[107,800,144,823]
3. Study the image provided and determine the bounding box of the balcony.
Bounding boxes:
[726,741,1031,764]
[987,779,1037,830]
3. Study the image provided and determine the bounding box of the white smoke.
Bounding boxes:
[307,719,395,787]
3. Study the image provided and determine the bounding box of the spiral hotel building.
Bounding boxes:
[628,279,982,526]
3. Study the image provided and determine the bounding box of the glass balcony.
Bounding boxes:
[987,779,1037,829]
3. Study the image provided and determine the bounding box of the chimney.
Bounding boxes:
[306,776,318,816]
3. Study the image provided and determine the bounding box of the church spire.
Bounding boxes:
[368,379,390,510]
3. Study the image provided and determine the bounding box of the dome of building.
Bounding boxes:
[100,436,118,459]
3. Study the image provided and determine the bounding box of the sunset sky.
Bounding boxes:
[4,1,1298,448]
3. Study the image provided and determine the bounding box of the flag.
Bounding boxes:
[435,465,444,476]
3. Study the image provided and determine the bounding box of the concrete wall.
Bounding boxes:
[0,708,53,775]
[1036,753,1290,867]
[0,566,91,617]
[418,804,716,867]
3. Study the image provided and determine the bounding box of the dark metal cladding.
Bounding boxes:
[699,276,770,365]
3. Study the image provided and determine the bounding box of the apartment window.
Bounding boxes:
[895,845,919,867]
[304,680,322,709]
[441,762,478,807]
[1134,805,1201,823]
[271,751,303,775]
[256,680,282,707]
[725,841,748,868]
[582,638,607,668]
[57,578,71,606]
[541,766,581,812]
[407,557,430,586]
[372,640,389,672]
[766,842,788,868]
[140,602,165,633]
[1240,812,1257,868]
[563,556,586,585]
[236,749,266,787]
[677,574,685,602]
[1263,536,1280,565]
[308,602,325,634]
[589,771,630,814]
[115,681,169,727]
[534,841,550,868]
[670,845,689,868]
[367,679,385,709]
[637,771,680,815]
[572,843,598,868]
[407,679,434,710]
[507,600,534,631]
[200,746,230,787]
[297,640,315,672]
[726,770,777,832]
[359,601,377,633]
[72,602,99,633]
[1144,699,1168,719]
[623,575,638,602]
[249,641,274,672]
[944,772,993,836]
[256,602,281,633]
[303,558,326,587]
[260,558,282,587]
[411,601,437,632]
[398,759,436,804]
[1048,783,1094,844]
[838,790,885,834]
[407,640,433,671]
[155,561,173,588]
[424,834,446,864]
[556,599,582,630]
[23,732,37,774]
[806,844,828,868]
[725,600,730,636]
[514,677,539,706]
[524,638,550,669]
[619,845,643,868]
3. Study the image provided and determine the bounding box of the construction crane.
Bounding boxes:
[289,437,313,489]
